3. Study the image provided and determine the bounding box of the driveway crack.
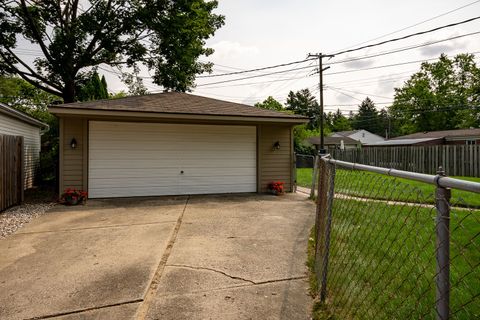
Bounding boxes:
[166,264,256,284]
[166,264,307,286]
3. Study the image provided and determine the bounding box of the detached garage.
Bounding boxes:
[49,92,307,198]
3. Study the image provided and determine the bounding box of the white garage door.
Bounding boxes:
[88,121,257,198]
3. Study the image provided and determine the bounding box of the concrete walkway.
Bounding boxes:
[0,193,314,320]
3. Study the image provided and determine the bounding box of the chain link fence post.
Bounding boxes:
[320,161,336,302]
[315,158,328,288]
[311,155,320,199]
[435,166,451,320]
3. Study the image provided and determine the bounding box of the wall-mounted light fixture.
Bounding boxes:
[273,141,281,151]
[70,138,77,149]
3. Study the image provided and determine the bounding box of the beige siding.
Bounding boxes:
[259,125,293,192]
[61,117,85,191]
[59,116,296,196]
[0,113,41,189]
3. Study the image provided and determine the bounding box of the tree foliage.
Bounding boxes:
[326,109,352,132]
[286,88,319,129]
[254,96,284,111]
[351,97,386,137]
[0,0,224,102]
[77,71,109,101]
[389,53,480,134]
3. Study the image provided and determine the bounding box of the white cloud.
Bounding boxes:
[209,41,259,63]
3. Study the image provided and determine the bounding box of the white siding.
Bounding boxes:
[88,121,257,198]
[0,113,41,189]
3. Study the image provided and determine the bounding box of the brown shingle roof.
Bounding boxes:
[51,92,307,120]
[392,128,480,140]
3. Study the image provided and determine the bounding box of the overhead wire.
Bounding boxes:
[328,15,480,57]
[325,31,480,66]
[336,0,480,51]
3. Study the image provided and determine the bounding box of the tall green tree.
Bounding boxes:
[327,108,352,132]
[77,71,109,101]
[389,53,480,134]
[352,97,385,136]
[286,88,319,129]
[0,0,225,102]
[254,96,284,111]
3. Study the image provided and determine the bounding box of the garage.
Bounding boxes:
[88,121,257,198]
[50,92,307,197]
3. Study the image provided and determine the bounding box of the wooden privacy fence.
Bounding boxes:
[0,134,24,212]
[328,145,480,177]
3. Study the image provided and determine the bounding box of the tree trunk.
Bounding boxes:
[63,80,76,103]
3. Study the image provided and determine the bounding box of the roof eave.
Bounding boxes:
[48,107,309,124]
[0,103,49,128]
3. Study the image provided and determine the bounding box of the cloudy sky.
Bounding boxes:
[14,0,480,113]
[151,0,479,114]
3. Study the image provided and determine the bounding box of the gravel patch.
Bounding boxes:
[0,202,56,239]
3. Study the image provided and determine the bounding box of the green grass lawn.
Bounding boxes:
[308,198,480,319]
[296,168,480,207]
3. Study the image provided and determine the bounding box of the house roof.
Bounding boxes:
[392,128,480,140]
[307,136,361,145]
[332,130,358,137]
[49,92,308,123]
[365,137,443,146]
[0,102,48,128]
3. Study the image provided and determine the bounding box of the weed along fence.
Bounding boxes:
[0,134,24,212]
[328,145,480,177]
[313,156,480,319]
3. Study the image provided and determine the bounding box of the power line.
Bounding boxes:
[196,64,316,87]
[336,0,480,51]
[328,16,480,57]
[324,51,480,76]
[326,87,393,100]
[196,58,316,78]
[326,31,480,66]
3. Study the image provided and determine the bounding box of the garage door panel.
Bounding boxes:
[89,122,257,198]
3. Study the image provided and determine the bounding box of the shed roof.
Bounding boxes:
[49,92,307,123]
[0,102,48,128]
[392,128,480,140]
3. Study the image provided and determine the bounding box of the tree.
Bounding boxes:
[351,97,385,136]
[327,109,352,132]
[77,71,109,101]
[286,88,319,129]
[254,96,284,111]
[389,53,480,134]
[0,0,225,102]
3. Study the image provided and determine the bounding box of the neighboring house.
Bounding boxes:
[49,92,308,198]
[0,103,48,189]
[392,128,480,145]
[307,136,361,150]
[367,128,480,146]
[331,129,385,145]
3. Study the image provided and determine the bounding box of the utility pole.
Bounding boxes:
[308,53,334,155]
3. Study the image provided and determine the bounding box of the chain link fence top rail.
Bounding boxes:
[314,157,479,320]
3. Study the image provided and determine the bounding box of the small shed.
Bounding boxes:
[0,103,48,189]
[49,92,308,198]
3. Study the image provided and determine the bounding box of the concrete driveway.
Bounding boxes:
[0,193,314,320]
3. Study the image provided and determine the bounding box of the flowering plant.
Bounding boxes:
[60,188,88,205]
[268,181,285,194]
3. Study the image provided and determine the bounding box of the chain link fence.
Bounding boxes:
[314,156,480,319]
